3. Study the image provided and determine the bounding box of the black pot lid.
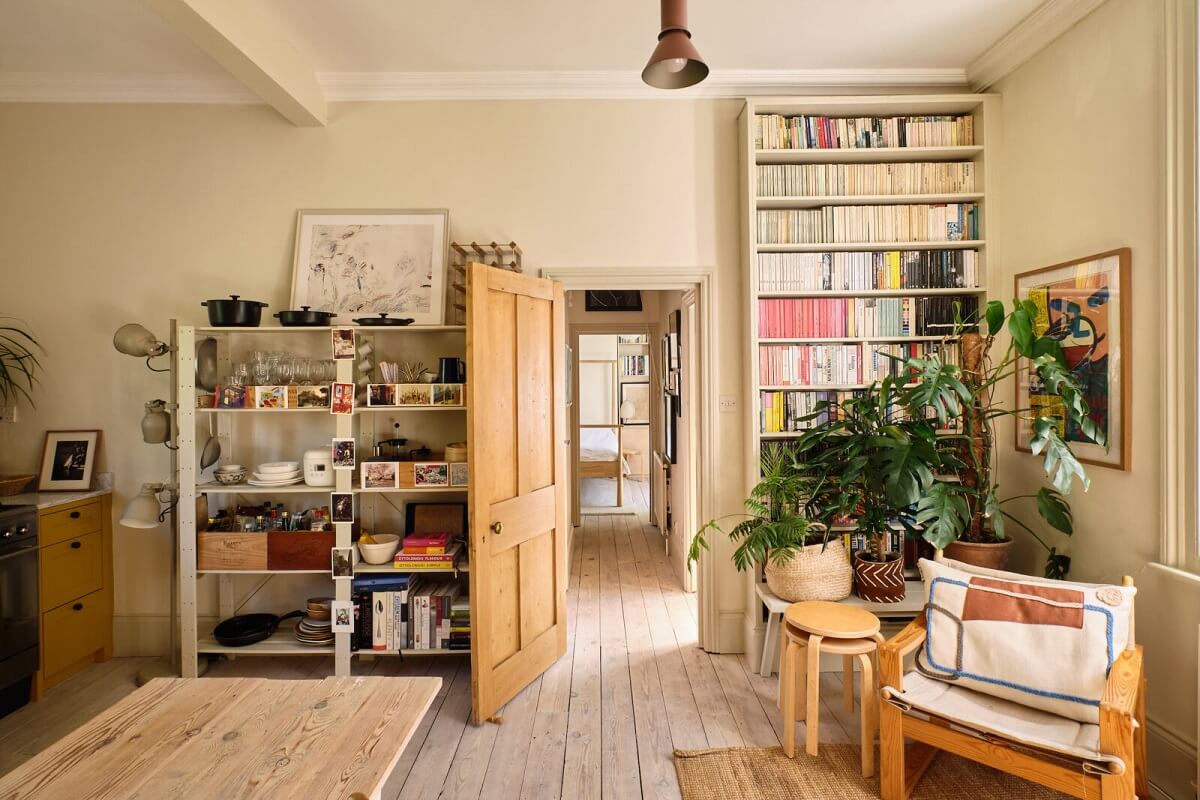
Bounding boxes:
[202,294,268,307]
[276,306,336,318]
[354,313,415,326]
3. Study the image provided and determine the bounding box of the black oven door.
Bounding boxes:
[0,541,39,687]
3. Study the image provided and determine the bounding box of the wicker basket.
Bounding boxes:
[0,474,35,497]
[764,538,852,602]
[444,442,468,463]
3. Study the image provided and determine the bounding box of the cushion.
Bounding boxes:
[916,558,1135,724]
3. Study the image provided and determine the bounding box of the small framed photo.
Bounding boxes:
[449,461,469,487]
[331,382,355,415]
[362,461,399,490]
[397,384,432,406]
[254,385,287,409]
[367,384,397,407]
[38,430,101,491]
[216,385,247,409]
[414,462,449,487]
[331,546,354,579]
[331,492,354,523]
[332,438,356,469]
[432,383,463,406]
[332,328,356,360]
[331,600,354,633]
[294,385,330,408]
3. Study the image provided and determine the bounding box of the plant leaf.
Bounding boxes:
[1030,417,1090,494]
[1035,487,1074,535]
[1008,306,1034,355]
[985,300,1005,337]
[916,482,970,550]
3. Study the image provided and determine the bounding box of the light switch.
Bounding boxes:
[719,395,737,413]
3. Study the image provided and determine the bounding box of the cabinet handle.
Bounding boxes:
[72,603,83,611]
[70,541,81,549]
[69,511,80,519]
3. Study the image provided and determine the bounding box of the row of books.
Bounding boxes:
[351,574,469,652]
[758,341,960,387]
[757,204,980,245]
[759,295,978,338]
[755,114,975,151]
[759,388,960,433]
[756,162,975,198]
[757,250,979,293]
[620,354,648,377]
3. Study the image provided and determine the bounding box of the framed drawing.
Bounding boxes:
[585,290,642,312]
[619,383,650,425]
[1014,248,1130,470]
[291,209,449,325]
[38,430,101,491]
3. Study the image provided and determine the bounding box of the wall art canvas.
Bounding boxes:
[291,210,449,325]
[1015,248,1130,470]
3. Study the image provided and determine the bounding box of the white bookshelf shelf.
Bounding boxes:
[354,563,468,574]
[197,627,334,656]
[755,145,983,165]
[196,407,332,414]
[756,240,983,253]
[357,487,467,495]
[354,648,466,657]
[757,288,986,298]
[760,335,954,344]
[197,483,336,494]
[756,192,983,209]
[197,325,466,334]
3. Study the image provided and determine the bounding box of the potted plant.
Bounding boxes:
[904,299,1104,578]
[689,443,851,602]
[796,375,949,603]
[0,317,42,496]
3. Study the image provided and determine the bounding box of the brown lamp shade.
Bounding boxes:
[642,0,708,90]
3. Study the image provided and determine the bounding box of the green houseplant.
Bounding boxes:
[0,317,41,411]
[905,299,1104,578]
[689,444,851,602]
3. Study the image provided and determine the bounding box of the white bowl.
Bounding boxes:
[357,534,401,565]
[253,470,302,482]
[215,464,244,474]
[256,462,300,474]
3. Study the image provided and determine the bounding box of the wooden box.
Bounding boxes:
[267,531,336,570]
[197,533,268,571]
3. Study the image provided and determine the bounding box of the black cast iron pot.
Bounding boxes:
[274,306,337,327]
[202,295,268,327]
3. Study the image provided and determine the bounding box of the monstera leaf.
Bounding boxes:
[1035,487,1074,535]
[1030,417,1090,494]
[916,482,970,549]
[902,356,970,426]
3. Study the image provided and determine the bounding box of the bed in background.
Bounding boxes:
[579,424,627,507]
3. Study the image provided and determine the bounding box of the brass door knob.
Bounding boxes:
[491,521,504,535]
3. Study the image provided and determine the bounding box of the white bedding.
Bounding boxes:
[580,427,619,461]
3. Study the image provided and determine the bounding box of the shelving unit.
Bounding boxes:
[175,322,470,675]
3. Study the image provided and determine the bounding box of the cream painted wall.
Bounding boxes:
[992,0,1196,789]
[0,99,748,654]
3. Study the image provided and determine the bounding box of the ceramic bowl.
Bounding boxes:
[256,461,300,474]
[357,533,401,565]
[214,470,246,485]
[216,464,244,474]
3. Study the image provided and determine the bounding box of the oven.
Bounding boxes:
[0,505,38,716]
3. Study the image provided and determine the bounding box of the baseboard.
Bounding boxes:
[1148,719,1197,800]
[113,614,220,658]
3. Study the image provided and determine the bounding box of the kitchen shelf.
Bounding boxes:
[756,192,983,209]
[354,563,468,574]
[756,240,983,253]
[197,325,466,334]
[195,407,332,414]
[357,487,467,495]
[197,569,329,575]
[358,406,466,413]
[755,145,983,164]
[354,648,466,657]
[197,483,336,494]
[197,626,334,656]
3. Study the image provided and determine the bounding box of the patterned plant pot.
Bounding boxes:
[852,552,906,603]
[944,539,1013,571]
[764,539,852,602]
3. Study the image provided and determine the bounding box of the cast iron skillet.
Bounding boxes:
[353,313,415,327]
[212,610,303,647]
[275,306,337,327]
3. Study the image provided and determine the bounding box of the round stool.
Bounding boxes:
[778,601,885,777]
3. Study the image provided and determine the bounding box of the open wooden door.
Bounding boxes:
[466,262,569,724]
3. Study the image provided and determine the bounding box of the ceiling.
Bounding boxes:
[0,0,1098,112]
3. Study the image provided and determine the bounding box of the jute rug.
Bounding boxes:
[673,745,1073,799]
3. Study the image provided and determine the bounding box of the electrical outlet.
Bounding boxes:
[719,395,737,413]
[0,407,17,424]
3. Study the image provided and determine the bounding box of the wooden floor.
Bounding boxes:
[0,479,865,798]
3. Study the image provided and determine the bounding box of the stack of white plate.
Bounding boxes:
[247,461,303,487]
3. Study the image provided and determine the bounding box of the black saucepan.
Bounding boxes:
[202,295,268,327]
[212,610,303,647]
[353,313,415,327]
[274,306,337,327]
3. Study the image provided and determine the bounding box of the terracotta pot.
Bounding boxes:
[764,539,852,602]
[852,552,906,603]
[944,539,1013,571]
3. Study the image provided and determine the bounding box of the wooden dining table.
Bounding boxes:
[0,675,441,800]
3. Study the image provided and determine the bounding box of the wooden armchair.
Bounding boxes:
[878,578,1148,800]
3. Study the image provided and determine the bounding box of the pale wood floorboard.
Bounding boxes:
[0,480,860,797]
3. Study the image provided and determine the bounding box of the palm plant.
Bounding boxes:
[0,317,42,409]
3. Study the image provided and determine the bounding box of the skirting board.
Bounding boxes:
[1147,721,1196,800]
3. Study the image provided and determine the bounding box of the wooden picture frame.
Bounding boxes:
[1014,248,1131,470]
[38,430,101,491]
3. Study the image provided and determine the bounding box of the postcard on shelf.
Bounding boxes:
[293,385,330,408]
[414,463,450,487]
[362,461,399,490]
[432,383,463,406]
[332,328,355,360]
[331,492,354,523]
[331,382,355,415]
[397,384,432,406]
[449,461,468,487]
[215,385,246,409]
[331,600,354,633]
[254,385,287,409]
[367,383,397,407]
[331,546,354,579]
[332,438,355,469]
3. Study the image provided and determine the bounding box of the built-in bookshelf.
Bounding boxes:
[740,95,997,452]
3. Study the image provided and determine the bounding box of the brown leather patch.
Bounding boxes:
[961,577,1084,628]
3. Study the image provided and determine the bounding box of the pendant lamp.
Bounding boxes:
[641,0,708,90]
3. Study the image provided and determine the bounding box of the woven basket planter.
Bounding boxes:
[852,552,906,603]
[764,539,852,602]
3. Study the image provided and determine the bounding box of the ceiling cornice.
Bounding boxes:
[967,0,1109,90]
[0,68,968,105]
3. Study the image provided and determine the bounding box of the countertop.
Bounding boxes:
[3,473,113,510]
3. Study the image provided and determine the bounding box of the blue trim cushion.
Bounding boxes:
[916,558,1135,724]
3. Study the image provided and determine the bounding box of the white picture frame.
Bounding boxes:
[291,209,449,326]
[331,600,354,633]
[38,430,101,492]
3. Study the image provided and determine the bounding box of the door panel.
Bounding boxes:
[467,262,568,724]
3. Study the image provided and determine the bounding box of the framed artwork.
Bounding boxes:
[661,394,677,464]
[619,383,650,424]
[1014,248,1130,470]
[38,430,101,491]
[585,290,642,312]
[291,209,449,326]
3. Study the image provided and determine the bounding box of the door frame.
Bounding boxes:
[541,266,718,651]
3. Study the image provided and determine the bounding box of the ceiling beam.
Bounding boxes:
[142,0,326,126]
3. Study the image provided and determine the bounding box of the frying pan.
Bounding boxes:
[212,610,304,647]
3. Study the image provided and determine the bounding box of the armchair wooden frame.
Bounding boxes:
[878,577,1147,800]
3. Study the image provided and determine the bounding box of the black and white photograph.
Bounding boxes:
[330,600,354,633]
[330,546,354,579]
[38,430,101,491]
[331,492,354,523]
[332,437,355,469]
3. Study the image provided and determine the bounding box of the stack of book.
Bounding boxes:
[756,162,974,197]
[754,114,974,151]
[406,578,461,651]
[393,531,463,571]
[351,573,409,653]
[756,250,979,292]
[757,204,980,245]
[448,596,471,651]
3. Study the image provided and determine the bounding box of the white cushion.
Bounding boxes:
[917,558,1135,724]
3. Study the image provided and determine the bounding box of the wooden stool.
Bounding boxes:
[778,601,885,777]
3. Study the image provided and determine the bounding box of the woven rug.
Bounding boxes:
[673,745,1072,799]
